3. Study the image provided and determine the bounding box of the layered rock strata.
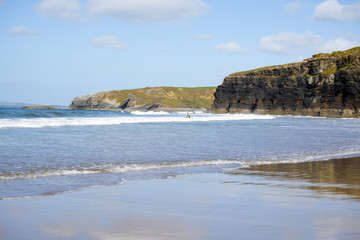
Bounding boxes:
[213,47,360,117]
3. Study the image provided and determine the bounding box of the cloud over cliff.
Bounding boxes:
[260,31,322,54]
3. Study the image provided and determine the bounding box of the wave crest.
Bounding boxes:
[0,114,276,128]
[0,160,243,181]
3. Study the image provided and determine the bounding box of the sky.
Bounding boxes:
[0,0,360,105]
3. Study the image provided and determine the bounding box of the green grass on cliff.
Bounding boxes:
[105,86,216,109]
[229,62,302,76]
[313,46,360,58]
[229,46,360,76]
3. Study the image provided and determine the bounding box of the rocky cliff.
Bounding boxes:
[213,47,360,117]
[69,87,216,111]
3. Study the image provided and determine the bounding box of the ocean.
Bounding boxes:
[1,108,360,200]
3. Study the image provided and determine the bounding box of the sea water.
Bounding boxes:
[1,108,360,199]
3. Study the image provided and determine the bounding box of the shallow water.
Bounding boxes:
[1,159,360,240]
[230,157,360,200]
[1,108,360,199]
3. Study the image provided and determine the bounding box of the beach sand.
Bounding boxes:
[1,157,360,240]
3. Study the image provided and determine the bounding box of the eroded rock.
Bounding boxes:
[213,47,360,117]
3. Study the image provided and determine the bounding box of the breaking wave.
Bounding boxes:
[3,146,360,182]
[130,111,171,115]
[0,114,276,128]
[0,160,243,181]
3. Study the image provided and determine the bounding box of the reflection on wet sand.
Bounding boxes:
[38,216,204,240]
[1,157,360,239]
[87,216,205,240]
[230,157,360,199]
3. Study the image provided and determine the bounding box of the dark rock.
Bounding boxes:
[213,47,360,117]
[22,106,57,110]
[118,98,131,109]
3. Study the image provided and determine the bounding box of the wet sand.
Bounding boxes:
[1,157,360,240]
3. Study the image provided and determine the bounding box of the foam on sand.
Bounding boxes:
[0,160,243,181]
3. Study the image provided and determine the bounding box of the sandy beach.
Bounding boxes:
[2,1,360,240]
[1,157,360,240]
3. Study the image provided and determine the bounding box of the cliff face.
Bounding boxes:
[213,47,360,117]
[69,87,216,110]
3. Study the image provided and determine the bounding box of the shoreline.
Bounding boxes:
[2,156,360,201]
[12,106,360,118]
[67,107,211,113]
[1,156,360,239]
[65,107,360,118]
[212,108,360,118]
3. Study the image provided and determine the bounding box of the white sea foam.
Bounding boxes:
[3,148,359,182]
[0,160,243,181]
[173,111,205,114]
[236,149,360,168]
[0,114,276,128]
[130,111,171,115]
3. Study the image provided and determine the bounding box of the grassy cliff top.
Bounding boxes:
[229,46,360,76]
[229,62,302,76]
[95,86,217,109]
[312,46,360,58]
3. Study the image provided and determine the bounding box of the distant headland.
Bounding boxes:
[69,87,216,111]
[69,47,360,117]
[22,106,57,110]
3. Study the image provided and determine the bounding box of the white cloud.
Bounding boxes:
[291,56,307,62]
[318,38,359,53]
[284,2,304,14]
[260,31,323,54]
[192,34,213,40]
[86,0,209,23]
[313,0,360,22]
[91,36,129,50]
[9,26,38,35]
[213,42,248,53]
[36,0,81,20]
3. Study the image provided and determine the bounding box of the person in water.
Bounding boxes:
[187,112,191,118]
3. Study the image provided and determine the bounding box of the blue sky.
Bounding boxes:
[1,0,360,105]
